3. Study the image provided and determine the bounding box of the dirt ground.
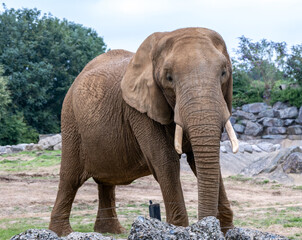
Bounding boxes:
[0,157,302,239]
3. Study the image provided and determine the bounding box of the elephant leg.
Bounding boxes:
[217,170,234,234]
[157,163,189,227]
[94,183,126,234]
[49,172,85,236]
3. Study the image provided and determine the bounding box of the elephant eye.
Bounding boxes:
[221,71,226,77]
[166,73,173,82]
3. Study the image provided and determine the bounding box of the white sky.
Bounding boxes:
[1,0,302,55]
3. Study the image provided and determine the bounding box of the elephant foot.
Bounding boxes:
[94,219,126,234]
[220,222,234,235]
[49,221,73,237]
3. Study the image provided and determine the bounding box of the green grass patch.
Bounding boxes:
[228,175,252,182]
[0,150,61,171]
[293,185,302,191]
[0,218,47,240]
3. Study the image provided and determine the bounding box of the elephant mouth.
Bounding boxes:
[174,120,239,154]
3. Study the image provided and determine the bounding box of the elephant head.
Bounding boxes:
[121,28,238,221]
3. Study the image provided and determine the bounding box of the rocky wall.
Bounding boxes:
[222,101,302,141]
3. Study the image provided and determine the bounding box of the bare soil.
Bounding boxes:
[0,158,302,239]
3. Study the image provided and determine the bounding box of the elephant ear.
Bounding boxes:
[121,32,173,125]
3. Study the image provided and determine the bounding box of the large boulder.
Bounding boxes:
[244,121,263,136]
[258,109,274,118]
[225,227,288,240]
[241,146,302,179]
[256,142,277,152]
[275,107,298,119]
[258,117,284,127]
[273,101,289,110]
[128,216,224,240]
[10,229,59,240]
[235,110,257,121]
[38,134,62,150]
[233,124,245,133]
[242,102,268,114]
[10,229,112,240]
[264,127,287,135]
[296,106,302,124]
[287,125,302,135]
[282,152,302,173]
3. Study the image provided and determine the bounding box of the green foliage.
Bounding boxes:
[0,112,39,145]
[232,62,265,107]
[0,65,39,144]
[233,36,302,107]
[271,87,302,107]
[286,44,302,85]
[0,5,106,134]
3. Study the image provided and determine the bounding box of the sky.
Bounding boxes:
[1,0,302,55]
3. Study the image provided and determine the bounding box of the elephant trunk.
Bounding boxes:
[175,84,237,220]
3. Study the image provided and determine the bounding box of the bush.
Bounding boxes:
[0,112,39,145]
[270,87,302,107]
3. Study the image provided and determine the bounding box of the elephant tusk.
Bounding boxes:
[225,119,239,154]
[174,124,183,154]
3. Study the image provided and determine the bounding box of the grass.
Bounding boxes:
[0,150,61,171]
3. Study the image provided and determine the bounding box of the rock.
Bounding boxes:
[273,101,289,110]
[0,146,7,154]
[61,232,112,240]
[282,152,302,173]
[225,227,288,240]
[25,143,35,151]
[233,124,245,133]
[11,144,28,153]
[128,216,224,240]
[244,121,263,136]
[53,142,62,151]
[220,145,227,153]
[242,102,268,113]
[287,125,302,135]
[296,106,302,124]
[241,146,302,177]
[256,142,276,152]
[10,229,59,240]
[240,135,261,141]
[252,145,262,152]
[262,135,287,140]
[229,116,237,125]
[221,132,229,141]
[38,134,62,150]
[258,117,284,127]
[264,127,287,135]
[235,110,257,121]
[274,144,281,151]
[275,107,298,119]
[258,109,274,118]
[284,119,295,126]
[10,229,112,240]
[244,144,253,153]
[288,135,302,140]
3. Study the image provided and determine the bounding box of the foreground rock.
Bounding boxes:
[128,216,224,240]
[10,229,112,240]
[128,216,288,240]
[225,227,288,240]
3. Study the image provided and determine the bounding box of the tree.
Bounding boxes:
[0,65,39,145]
[286,44,302,86]
[234,36,288,102]
[0,5,107,133]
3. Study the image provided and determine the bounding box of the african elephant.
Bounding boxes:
[49,27,238,236]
